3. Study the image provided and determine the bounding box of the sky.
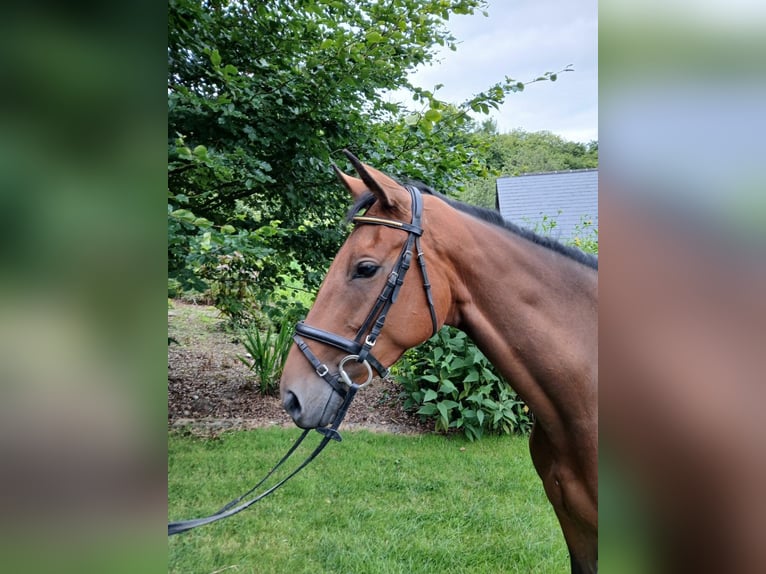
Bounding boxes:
[396,0,598,143]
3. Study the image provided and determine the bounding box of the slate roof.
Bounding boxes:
[495,169,598,242]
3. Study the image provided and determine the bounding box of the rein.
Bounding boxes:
[167,369,364,536]
[168,184,437,536]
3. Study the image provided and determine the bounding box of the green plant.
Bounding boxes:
[395,327,533,440]
[204,249,261,328]
[238,319,293,395]
[570,215,599,254]
[522,210,562,236]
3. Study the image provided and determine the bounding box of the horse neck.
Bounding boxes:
[436,209,598,431]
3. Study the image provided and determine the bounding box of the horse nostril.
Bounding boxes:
[283,391,302,419]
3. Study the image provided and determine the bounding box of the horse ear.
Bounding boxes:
[343,149,407,211]
[331,164,367,200]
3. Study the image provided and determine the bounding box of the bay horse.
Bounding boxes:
[279,151,598,573]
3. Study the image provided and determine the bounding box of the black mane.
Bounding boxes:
[347,181,598,271]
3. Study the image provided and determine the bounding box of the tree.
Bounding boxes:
[461,129,599,209]
[168,0,491,315]
[168,0,575,325]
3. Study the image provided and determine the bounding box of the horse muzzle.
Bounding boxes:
[281,354,373,428]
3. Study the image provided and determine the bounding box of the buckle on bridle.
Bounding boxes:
[364,334,376,347]
[316,364,329,377]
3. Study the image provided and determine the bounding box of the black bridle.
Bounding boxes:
[293,183,439,399]
[168,184,438,536]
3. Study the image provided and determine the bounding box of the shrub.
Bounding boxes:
[395,327,533,440]
[238,318,293,395]
[203,250,261,328]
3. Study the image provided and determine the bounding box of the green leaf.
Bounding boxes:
[482,367,499,381]
[319,38,334,50]
[170,208,194,220]
[193,217,213,228]
[423,389,438,402]
[177,146,192,159]
[200,231,212,251]
[365,30,383,44]
[417,403,437,416]
[438,380,458,395]
[404,113,419,126]
[210,49,221,67]
[436,402,450,425]
[221,224,236,234]
[424,109,442,122]
[466,393,483,405]
[483,398,498,410]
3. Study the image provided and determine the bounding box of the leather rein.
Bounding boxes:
[168,184,437,536]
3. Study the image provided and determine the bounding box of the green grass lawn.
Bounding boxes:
[169,428,566,574]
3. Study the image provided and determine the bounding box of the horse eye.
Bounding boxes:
[354,261,379,279]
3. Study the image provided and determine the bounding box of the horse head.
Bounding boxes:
[279,151,451,429]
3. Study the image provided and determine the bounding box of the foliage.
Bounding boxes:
[168,0,576,323]
[238,318,294,395]
[354,69,574,195]
[460,128,599,209]
[168,0,495,305]
[525,210,598,255]
[168,201,285,327]
[395,327,533,440]
[571,216,599,254]
[524,210,562,236]
[522,210,598,258]
[491,129,598,175]
[168,429,566,573]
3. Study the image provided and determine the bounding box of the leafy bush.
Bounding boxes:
[238,318,293,395]
[169,199,291,329]
[395,327,533,440]
[203,250,261,328]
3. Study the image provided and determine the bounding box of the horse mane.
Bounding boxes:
[347,180,598,271]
